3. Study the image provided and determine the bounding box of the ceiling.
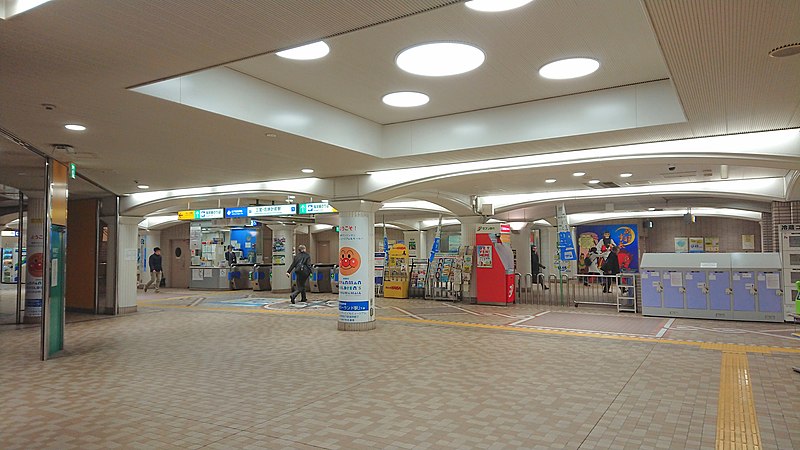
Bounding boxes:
[1,0,799,223]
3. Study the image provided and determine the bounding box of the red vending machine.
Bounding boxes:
[476,223,516,305]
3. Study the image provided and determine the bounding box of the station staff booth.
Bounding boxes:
[641,253,784,322]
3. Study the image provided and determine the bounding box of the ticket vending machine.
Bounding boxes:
[476,223,515,305]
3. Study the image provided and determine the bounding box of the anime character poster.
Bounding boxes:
[575,224,639,272]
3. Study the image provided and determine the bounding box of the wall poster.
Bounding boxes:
[674,237,689,253]
[688,237,704,253]
[575,223,639,271]
[477,245,492,268]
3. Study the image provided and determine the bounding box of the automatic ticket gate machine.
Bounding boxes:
[229,264,254,290]
[331,264,339,294]
[310,264,335,293]
[730,253,783,322]
[252,263,272,291]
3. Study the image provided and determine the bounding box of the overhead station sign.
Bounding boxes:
[298,202,337,214]
[224,207,248,218]
[247,204,297,217]
[177,208,224,220]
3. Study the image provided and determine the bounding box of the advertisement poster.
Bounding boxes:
[477,245,492,268]
[704,237,720,252]
[742,234,755,250]
[556,204,577,261]
[408,238,417,258]
[575,224,639,271]
[338,215,372,323]
[689,237,704,253]
[25,224,44,318]
[674,237,689,253]
[448,235,461,252]
[272,237,285,253]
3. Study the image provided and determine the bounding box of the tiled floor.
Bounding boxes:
[1,288,798,449]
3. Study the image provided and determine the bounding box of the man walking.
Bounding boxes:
[144,247,163,293]
[286,245,312,304]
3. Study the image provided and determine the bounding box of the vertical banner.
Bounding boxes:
[25,219,44,319]
[556,203,577,261]
[339,214,371,323]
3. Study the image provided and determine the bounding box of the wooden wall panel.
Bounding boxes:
[66,199,98,311]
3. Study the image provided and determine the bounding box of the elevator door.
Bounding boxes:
[169,239,189,288]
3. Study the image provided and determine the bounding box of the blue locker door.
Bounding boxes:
[685,271,707,309]
[708,271,731,311]
[757,271,782,313]
[641,270,661,307]
[732,271,756,311]
[662,271,685,308]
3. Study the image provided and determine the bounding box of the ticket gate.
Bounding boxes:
[310,264,335,293]
[229,264,253,290]
[331,264,339,294]
[252,264,272,291]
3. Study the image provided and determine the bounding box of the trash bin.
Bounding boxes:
[310,264,335,293]
[228,264,253,290]
[252,264,272,291]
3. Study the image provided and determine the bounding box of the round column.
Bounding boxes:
[334,200,382,331]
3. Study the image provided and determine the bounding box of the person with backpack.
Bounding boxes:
[286,244,312,304]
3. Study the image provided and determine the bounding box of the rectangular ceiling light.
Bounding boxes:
[1,0,53,19]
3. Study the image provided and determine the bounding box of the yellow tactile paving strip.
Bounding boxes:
[138,297,800,449]
[717,352,762,450]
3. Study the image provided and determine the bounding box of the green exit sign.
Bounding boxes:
[68,163,77,179]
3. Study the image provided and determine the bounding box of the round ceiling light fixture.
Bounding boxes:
[588,179,600,184]
[545,178,557,183]
[276,41,330,60]
[301,168,314,174]
[64,124,86,131]
[382,91,430,107]
[465,0,534,12]
[620,172,633,178]
[769,43,800,58]
[137,184,150,189]
[539,57,600,80]
[572,171,586,177]
[396,42,485,77]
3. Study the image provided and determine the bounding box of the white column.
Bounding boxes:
[117,217,141,314]
[23,197,45,323]
[458,216,484,303]
[537,225,558,282]
[334,200,381,331]
[267,225,295,292]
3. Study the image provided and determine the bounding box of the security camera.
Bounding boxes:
[668,165,676,171]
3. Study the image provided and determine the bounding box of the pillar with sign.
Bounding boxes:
[268,224,295,292]
[335,200,381,331]
[23,196,45,324]
[475,223,515,305]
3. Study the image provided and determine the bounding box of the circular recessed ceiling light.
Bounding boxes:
[382,91,430,107]
[545,178,557,183]
[396,42,485,77]
[301,168,314,174]
[648,207,656,211]
[620,172,633,178]
[572,171,586,177]
[769,43,800,58]
[64,124,86,131]
[137,184,150,189]
[465,0,534,12]
[588,179,600,184]
[276,41,329,60]
[539,57,600,80]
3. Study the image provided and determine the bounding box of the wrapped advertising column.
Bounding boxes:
[337,203,379,331]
